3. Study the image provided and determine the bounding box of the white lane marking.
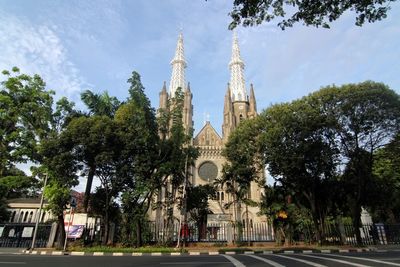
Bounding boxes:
[0,262,26,265]
[160,262,231,265]
[247,255,285,267]
[300,254,373,267]
[221,255,246,267]
[273,254,328,267]
[323,253,400,266]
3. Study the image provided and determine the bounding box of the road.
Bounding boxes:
[1,251,400,266]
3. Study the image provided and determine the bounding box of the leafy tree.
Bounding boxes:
[116,72,159,247]
[260,185,312,246]
[228,0,397,30]
[73,115,123,245]
[154,87,198,244]
[316,82,400,244]
[370,134,400,223]
[0,67,53,193]
[88,187,121,245]
[38,140,79,249]
[258,98,338,244]
[79,90,121,211]
[220,118,263,242]
[186,184,215,241]
[36,95,80,249]
[0,184,10,222]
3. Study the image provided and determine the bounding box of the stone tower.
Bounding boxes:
[158,32,193,135]
[151,32,265,227]
[192,32,265,225]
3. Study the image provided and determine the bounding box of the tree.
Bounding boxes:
[68,115,123,245]
[220,118,264,243]
[0,67,53,191]
[116,72,159,247]
[371,134,400,223]
[258,98,338,244]
[81,90,121,117]
[89,187,121,245]
[186,184,215,241]
[260,185,312,246]
[38,139,79,249]
[36,97,80,249]
[155,87,198,244]
[228,0,397,30]
[79,90,121,212]
[316,82,400,245]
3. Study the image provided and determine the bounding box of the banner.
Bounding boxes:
[64,225,84,238]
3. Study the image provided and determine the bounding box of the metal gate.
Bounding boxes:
[0,223,52,248]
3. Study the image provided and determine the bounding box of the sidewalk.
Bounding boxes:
[0,247,25,254]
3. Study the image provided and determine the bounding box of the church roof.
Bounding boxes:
[193,121,223,147]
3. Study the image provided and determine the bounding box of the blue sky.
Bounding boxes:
[1,0,399,134]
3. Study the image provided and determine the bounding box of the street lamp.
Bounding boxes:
[30,173,48,250]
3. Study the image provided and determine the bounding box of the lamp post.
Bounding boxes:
[30,173,48,250]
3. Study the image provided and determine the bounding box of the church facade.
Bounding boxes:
[149,33,267,226]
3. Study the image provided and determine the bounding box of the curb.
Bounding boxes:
[21,248,377,256]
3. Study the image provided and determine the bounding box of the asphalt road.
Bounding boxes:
[1,251,400,267]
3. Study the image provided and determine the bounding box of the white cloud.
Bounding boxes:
[0,12,87,101]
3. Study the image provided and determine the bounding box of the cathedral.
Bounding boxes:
[149,32,267,227]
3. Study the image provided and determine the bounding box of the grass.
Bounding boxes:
[71,246,188,253]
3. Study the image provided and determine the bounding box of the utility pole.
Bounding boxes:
[31,173,48,251]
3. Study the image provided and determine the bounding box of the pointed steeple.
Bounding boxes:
[223,84,233,114]
[229,31,247,102]
[159,81,168,110]
[169,32,187,97]
[249,83,257,116]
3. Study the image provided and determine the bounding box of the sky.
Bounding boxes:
[1,0,399,190]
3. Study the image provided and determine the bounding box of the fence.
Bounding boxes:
[148,222,275,243]
[147,221,400,245]
[0,223,52,248]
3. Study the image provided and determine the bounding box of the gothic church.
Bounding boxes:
[149,32,266,226]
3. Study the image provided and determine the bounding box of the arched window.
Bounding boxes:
[41,212,46,223]
[10,211,16,222]
[28,211,33,223]
[242,219,246,228]
[239,113,243,121]
[221,192,224,201]
[23,212,29,222]
[18,212,24,223]
[250,219,253,229]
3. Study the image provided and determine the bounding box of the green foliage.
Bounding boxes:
[186,185,215,225]
[0,184,10,222]
[261,185,312,245]
[256,81,400,245]
[229,0,396,30]
[0,67,53,179]
[81,90,121,117]
[370,134,400,223]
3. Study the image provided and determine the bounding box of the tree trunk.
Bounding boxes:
[55,214,65,250]
[136,219,143,247]
[352,203,362,246]
[305,192,323,245]
[83,164,96,212]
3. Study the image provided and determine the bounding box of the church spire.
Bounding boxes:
[169,32,187,97]
[229,31,247,102]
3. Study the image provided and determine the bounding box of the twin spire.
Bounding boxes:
[229,31,247,102]
[169,32,187,97]
[168,31,248,100]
